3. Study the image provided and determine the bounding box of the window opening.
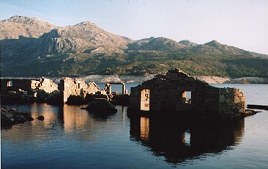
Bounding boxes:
[140,89,150,111]
[182,91,192,104]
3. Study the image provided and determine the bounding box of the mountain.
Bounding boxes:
[42,21,128,54]
[128,37,185,51]
[203,40,249,55]
[179,40,197,47]
[0,15,55,39]
[1,16,268,77]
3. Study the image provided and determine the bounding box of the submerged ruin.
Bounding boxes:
[1,68,254,119]
[58,77,106,103]
[128,68,247,119]
[0,77,123,105]
[0,77,58,94]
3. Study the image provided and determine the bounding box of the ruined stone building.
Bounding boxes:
[128,69,246,118]
[58,77,106,103]
[1,77,106,104]
[0,78,58,94]
[32,78,58,93]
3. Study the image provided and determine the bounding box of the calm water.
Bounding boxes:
[1,84,268,169]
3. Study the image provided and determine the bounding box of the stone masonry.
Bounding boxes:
[0,78,58,94]
[32,78,58,93]
[219,88,246,118]
[128,68,246,118]
[59,77,106,103]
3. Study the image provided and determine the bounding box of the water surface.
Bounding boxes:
[1,84,268,169]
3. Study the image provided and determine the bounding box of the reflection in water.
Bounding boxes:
[30,103,58,128]
[140,117,150,141]
[1,103,245,166]
[86,108,117,121]
[62,104,92,132]
[2,103,125,142]
[2,85,268,169]
[130,117,244,164]
[1,103,60,143]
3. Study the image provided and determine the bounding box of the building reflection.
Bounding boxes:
[2,103,60,142]
[2,104,128,143]
[130,116,244,164]
[62,104,93,132]
[30,103,58,129]
[140,117,150,141]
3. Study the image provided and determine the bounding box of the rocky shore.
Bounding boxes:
[1,107,44,129]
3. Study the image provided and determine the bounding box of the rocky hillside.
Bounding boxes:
[1,16,268,77]
[128,37,185,51]
[39,21,128,54]
[0,15,55,39]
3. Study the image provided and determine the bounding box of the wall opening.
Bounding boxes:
[140,89,150,111]
[7,80,13,87]
[182,91,192,104]
[104,83,126,95]
[183,130,191,146]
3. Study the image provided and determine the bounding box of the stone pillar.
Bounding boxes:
[105,83,111,95]
[122,83,126,95]
[58,79,66,103]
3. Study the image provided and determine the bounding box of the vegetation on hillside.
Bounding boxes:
[1,16,268,77]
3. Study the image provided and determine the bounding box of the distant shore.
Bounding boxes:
[1,75,268,84]
[197,76,268,84]
[196,76,268,84]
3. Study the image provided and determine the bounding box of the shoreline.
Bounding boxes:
[1,75,268,84]
[196,76,268,84]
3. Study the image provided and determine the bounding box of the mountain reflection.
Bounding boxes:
[130,116,244,164]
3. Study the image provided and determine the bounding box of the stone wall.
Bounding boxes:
[0,79,34,93]
[59,77,105,103]
[0,78,58,94]
[32,78,58,93]
[219,88,246,118]
[129,69,211,115]
[128,68,247,119]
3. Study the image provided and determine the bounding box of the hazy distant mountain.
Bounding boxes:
[203,40,249,55]
[179,40,198,47]
[1,16,268,77]
[128,37,185,51]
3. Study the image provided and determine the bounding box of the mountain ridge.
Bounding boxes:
[1,16,268,77]
[0,15,56,39]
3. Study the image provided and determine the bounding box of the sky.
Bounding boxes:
[0,0,268,54]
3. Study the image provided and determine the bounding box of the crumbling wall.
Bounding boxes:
[128,68,247,119]
[219,88,246,118]
[32,78,58,93]
[1,78,58,94]
[129,69,210,114]
[202,87,220,113]
[59,77,105,103]
[0,79,33,92]
[129,87,142,110]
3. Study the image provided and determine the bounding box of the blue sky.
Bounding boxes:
[0,0,268,54]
